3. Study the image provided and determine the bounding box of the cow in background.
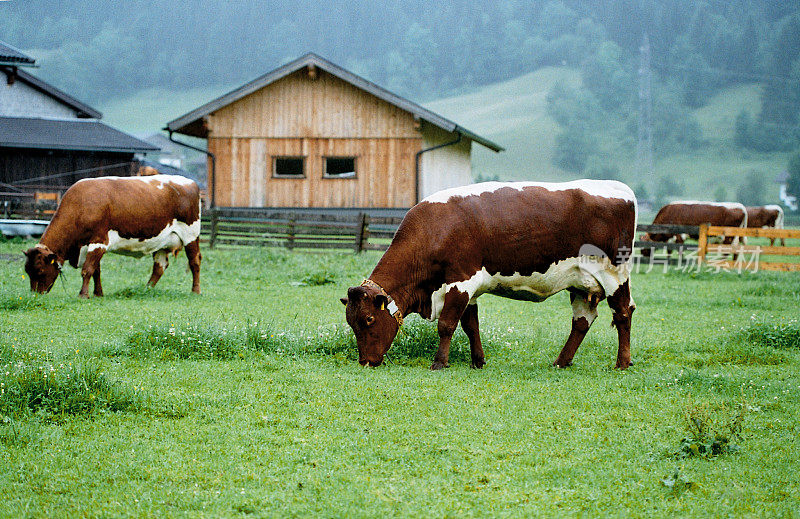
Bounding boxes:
[23,175,201,298]
[640,201,748,256]
[746,205,785,246]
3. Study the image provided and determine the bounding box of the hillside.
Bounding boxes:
[427,69,790,207]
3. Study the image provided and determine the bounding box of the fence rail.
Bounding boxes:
[698,224,800,271]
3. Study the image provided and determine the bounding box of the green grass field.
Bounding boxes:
[1,240,799,517]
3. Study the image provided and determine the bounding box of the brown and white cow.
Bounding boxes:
[640,200,748,255]
[23,175,202,298]
[746,204,785,246]
[341,180,638,370]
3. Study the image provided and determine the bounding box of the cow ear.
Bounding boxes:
[340,297,348,306]
[374,294,388,310]
[22,249,30,257]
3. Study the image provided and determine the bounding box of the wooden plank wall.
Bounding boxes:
[205,68,430,208]
[210,137,419,207]
[207,69,422,139]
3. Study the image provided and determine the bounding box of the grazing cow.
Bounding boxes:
[341,180,637,370]
[746,204,785,246]
[23,175,202,298]
[640,201,748,255]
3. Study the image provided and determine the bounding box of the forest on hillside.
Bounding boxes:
[3,1,800,197]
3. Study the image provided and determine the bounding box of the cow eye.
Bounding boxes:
[365,315,375,326]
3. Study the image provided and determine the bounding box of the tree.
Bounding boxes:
[736,171,767,206]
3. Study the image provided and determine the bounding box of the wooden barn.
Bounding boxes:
[166,53,503,209]
[0,40,157,193]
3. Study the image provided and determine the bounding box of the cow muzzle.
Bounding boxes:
[359,356,384,367]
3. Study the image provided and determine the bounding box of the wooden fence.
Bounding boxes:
[699,224,800,271]
[205,211,800,272]
[207,208,375,252]
[205,210,704,256]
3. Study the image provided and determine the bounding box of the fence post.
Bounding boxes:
[355,213,369,253]
[210,208,218,249]
[697,223,709,265]
[287,213,296,250]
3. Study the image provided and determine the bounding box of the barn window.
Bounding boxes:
[323,157,357,179]
[273,157,305,178]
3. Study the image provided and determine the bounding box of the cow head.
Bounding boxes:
[340,285,400,366]
[23,245,61,293]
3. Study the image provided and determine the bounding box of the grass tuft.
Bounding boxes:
[301,270,337,286]
[388,318,472,363]
[677,402,746,458]
[734,318,800,350]
[0,294,46,311]
[0,361,145,421]
[111,323,247,360]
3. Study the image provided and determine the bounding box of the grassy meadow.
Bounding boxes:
[1,239,799,517]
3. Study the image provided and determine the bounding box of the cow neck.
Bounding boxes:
[368,251,422,320]
[38,224,70,263]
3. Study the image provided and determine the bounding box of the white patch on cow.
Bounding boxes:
[153,250,169,268]
[672,200,745,211]
[571,295,598,324]
[421,179,636,205]
[764,204,784,229]
[76,174,195,189]
[103,217,201,259]
[76,243,109,268]
[427,256,631,321]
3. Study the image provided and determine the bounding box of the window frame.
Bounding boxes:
[322,156,358,179]
[272,156,306,179]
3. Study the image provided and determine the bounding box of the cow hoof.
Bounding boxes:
[553,361,573,369]
[78,293,90,299]
[192,288,201,295]
[471,358,486,369]
[430,361,449,370]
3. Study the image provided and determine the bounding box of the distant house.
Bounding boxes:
[166,53,503,209]
[776,170,798,211]
[0,40,157,191]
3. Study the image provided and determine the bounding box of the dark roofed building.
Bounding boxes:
[0,39,156,191]
[0,41,36,67]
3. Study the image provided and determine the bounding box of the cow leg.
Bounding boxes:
[79,247,105,299]
[184,239,201,294]
[460,303,485,369]
[554,291,599,368]
[723,236,739,262]
[148,251,169,288]
[92,266,103,297]
[432,288,470,370]
[607,280,635,369]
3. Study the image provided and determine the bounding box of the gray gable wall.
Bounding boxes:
[0,78,81,119]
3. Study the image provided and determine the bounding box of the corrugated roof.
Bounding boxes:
[167,53,504,152]
[0,117,159,153]
[0,41,36,67]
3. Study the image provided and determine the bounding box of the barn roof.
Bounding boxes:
[0,41,36,67]
[0,117,158,154]
[166,53,504,152]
